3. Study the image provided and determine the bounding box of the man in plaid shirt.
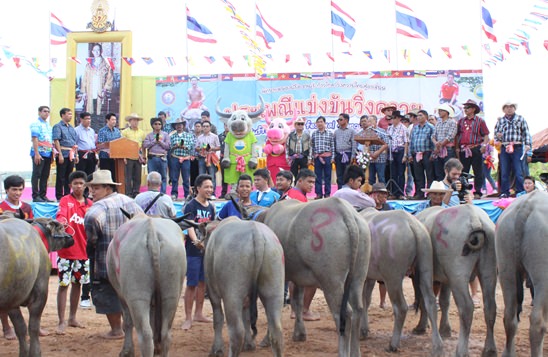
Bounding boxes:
[169,118,195,200]
[432,104,458,181]
[408,110,435,198]
[494,101,532,197]
[84,170,143,339]
[310,116,335,198]
[366,116,389,184]
[386,111,409,199]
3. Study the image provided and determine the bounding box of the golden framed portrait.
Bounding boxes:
[66,31,132,132]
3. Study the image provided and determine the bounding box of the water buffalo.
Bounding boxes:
[359,208,443,356]
[202,217,284,357]
[496,190,548,357]
[416,205,497,357]
[0,217,74,357]
[106,214,187,357]
[254,197,370,357]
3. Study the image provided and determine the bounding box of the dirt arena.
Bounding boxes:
[0,275,542,356]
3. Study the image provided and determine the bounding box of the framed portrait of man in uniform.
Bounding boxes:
[66,31,132,132]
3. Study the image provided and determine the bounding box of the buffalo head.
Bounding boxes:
[215,96,265,139]
[33,217,74,252]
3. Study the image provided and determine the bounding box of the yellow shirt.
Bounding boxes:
[121,127,146,145]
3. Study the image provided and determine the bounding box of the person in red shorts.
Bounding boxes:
[0,174,34,340]
[55,171,93,334]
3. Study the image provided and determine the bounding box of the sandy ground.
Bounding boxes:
[0,275,542,356]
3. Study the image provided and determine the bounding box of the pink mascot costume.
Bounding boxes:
[262,110,297,179]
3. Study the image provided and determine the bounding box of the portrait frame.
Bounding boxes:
[66,31,132,130]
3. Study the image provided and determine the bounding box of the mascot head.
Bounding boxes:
[215,96,265,139]
[262,109,297,144]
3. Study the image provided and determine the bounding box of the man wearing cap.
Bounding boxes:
[84,170,143,339]
[286,117,312,180]
[456,100,489,199]
[369,183,393,211]
[378,105,396,130]
[494,101,532,198]
[169,118,195,200]
[121,113,146,198]
[334,113,357,189]
[439,72,459,105]
[432,104,458,181]
[386,110,409,199]
[143,117,171,193]
[97,113,121,181]
[408,110,435,199]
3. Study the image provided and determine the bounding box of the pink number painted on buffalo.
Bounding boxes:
[308,208,336,252]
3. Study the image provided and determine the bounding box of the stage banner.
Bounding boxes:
[155,70,483,148]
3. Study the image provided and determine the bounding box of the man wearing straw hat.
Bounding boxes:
[121,113,146,198]
[432,103,458,181]
[84,170,143,339]
[413,181,452,215]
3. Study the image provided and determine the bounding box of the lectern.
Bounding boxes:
[109,137,139,195]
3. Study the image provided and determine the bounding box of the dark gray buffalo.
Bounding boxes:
[416,205,497,357]
[0,216,74,357]
[255,197,370,357]
[359,208,443,356]
[202,217,284,357]
[107,214,187,357]
[496,190,548,357]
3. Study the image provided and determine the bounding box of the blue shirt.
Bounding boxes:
[52,121,78,158]
[30,117,53,158]
[413,200,449,215]
[97,125,121,159]
[409,122,435,154]
[250,189,280,207]
[74,124,96,151]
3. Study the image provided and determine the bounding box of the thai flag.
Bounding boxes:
[331,1,356,44]
[395,1,428,39]
[256,5,283,49]
[186,7,217,43]
[50,13,70,45]
[481,1,497,42]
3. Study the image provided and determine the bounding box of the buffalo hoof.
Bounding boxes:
[360,328,369,340]
[243,341,256,351]
[292,332,307,342]
[258,335,271,348]
[440,326,452,338]
[385,345,399,353]
[481,348,497,357]
[209,348,224,357]
[412,326,427,335]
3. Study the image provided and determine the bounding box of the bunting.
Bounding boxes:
[363,51,372,59]
[442,47,452,58]
[223,56,233,67]
[331,1,356,44]
[285,54,290,63]
[142,57,154,65]
[303,53,311,65]
[106,57,115,70]
[384,50,390,62]
[13,57,21,68]
[204,56,216,64]
[123,57,135,66]
[422,48,432,57]
[327,52,335,61]
[395,1,428,39]
[165,57,176,66]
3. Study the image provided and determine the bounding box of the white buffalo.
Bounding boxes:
[107,214,187,357]
[496,190,548,357]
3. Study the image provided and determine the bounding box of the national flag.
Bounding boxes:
[303,53,312,66]
[50,13,70,45]
[331,1,356,44]
[107,57,115,70]
[426,70,439,77]
[256,4,283,49]
[422,48,432,57]
[222,73,234,81]
[186,6,217,43]
[289,73,301,80]
[441,47,452,58]
[312,72,330,80]
[334,72,346,79]
[363,51,373,59]
[70,57,81,64]
[142,57,154,65]
[380,71,392,77]
[204,56,216,64]
[481,1,497,42]
[223,56,233,67]
[395,1,428,39]
[414,70,426,77]
[165,57,176,66]
[300,73,312,80]
[522,41,532,54]
[384,50,391,62]
[327,52,335,61]
[123,57,135,66]
[403,70,414,77]
[285,54,290,63]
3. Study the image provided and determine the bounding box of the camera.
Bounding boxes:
[451,173,474,204]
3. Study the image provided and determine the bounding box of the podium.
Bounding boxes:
[109,137,140,195]
[354,130,385,146]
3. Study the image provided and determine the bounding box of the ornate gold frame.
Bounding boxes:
[65,31,132,127]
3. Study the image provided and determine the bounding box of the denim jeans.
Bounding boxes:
[198,157,217,193]
[314,156,332,197]
[169,157,191,199]
[368,162,386,185]
[147,156,168,193]
[389,150,405,197]
[500,144,524,195]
